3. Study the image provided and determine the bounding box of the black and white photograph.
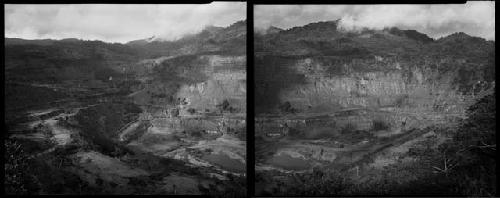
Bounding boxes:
[3,1,497,197]
[5,3,247,195]
[254,2,495,196]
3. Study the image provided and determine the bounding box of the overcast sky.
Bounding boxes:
[255,2,495,40]
[5,3,246,43]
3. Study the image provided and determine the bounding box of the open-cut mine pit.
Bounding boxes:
[5,19,247,195]
[254,18,495,196]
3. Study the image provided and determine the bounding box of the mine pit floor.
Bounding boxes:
[257,126,430,173]
[8,101,246,194]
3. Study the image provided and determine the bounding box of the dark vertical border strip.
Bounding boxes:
[1,3,6,196]
[246,1,255,197]
[496,0,499,197]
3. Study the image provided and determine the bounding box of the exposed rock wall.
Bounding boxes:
[257,55,493,115]
[176,55,246,113]
[255,55,494,134]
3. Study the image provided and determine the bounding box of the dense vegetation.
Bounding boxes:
[5,39,139,83]
[5,84,68,112]
[4,140,32,194]
[4,138,100,194]
[74,102,142,155]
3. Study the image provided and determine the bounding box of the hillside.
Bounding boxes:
[5,38,140,83]
[255,20,495,114]
[127,20,246,57]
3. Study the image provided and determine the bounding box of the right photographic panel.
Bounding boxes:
[254,2,495,197]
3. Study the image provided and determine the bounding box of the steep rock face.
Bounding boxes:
[255,20,495,134]
[176,55,246,113]
[126,20,247,115]
[128,54,246,108]
[256,54,493,133]
[275,56,483,114]
[131,55,246,114]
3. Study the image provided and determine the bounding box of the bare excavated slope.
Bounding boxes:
[255,20,495,121]
[127,21,247,114]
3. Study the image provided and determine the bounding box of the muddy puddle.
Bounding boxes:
[201,153,246,173]
[266,153,311,171]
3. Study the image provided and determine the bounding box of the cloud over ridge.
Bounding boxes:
[255,2,495,40]
[5,3,246,43]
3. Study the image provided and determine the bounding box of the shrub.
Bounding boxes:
[279,101,297,114]
[394,94,409,108]
[278,169,353,196]
[190,131,202,138]
[450,92,496,196]
[372,120,390,131]
[187,108,196,114]
[169,108,180,117]
[5,140,32,194]
[216,99,231,112]
[340,123,356,134]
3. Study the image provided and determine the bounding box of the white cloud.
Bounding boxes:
[255,2,495,40]
[5,3,246,43]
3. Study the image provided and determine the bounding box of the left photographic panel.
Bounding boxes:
[5,3,247,195]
